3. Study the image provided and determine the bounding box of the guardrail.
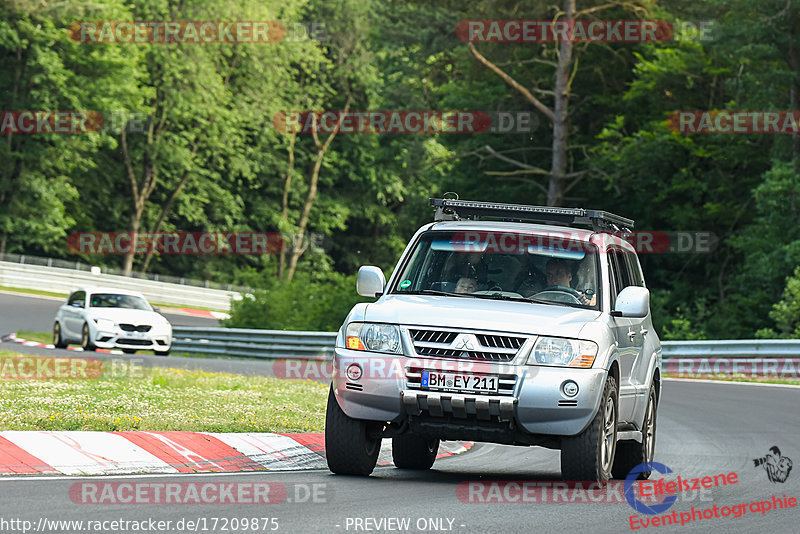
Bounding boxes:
[170,328,800,377]
[661,340,800,358]
[0,261,240,311]
[171,327,336,360]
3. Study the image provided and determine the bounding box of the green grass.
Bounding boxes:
[16,330,52,345]
[0,350,328,432]
[665,373,800,385]
[0,285,67,299]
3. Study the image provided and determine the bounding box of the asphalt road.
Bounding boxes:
[0,291,219,334]
[0,380,797,533]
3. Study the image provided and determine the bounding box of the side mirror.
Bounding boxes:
[357,266,386,298]
[612,286,649,318]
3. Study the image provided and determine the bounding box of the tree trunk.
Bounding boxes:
[139,141,200,274]
[120,125,158,276]
[548,0,576,207]
[278,132,297,280]
[788,1,800,173]
[286,98,352,281]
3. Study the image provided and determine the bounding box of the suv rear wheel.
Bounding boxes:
[561,375,617,482]
[392,435,439,470]
[612,383,657,480]
[325,387,381,476]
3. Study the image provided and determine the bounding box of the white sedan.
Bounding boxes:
[53,288,172,355]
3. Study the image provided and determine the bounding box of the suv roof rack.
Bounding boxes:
[430,198,634,232]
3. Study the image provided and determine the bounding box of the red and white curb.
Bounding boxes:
[0,431,473,476]
[178,308,230,320]
[1,333,123,354]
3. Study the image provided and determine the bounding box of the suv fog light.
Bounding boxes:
[561,380,579,397]
[346,363,363,381]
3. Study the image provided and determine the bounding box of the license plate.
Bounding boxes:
[421,371,498,393]
[130,331,147,338]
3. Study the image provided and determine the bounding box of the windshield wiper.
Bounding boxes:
[399,289,471,298]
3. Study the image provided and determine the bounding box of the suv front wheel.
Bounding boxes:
[325,387,382,476]
[561,375,618,482]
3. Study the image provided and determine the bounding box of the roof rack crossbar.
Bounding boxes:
[429,198,634,231]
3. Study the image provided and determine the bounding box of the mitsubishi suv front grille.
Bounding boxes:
[408,328,527,362]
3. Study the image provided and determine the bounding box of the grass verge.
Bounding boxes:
[0,350,328,432]
[664,373,800,385]
[16,331,51,345]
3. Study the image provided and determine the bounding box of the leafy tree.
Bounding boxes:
[0,0,143,256]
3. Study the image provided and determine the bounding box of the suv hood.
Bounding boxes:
[364,295,601,337]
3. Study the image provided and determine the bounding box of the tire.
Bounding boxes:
[53,322,68,349]
[561,374,618,482]
[612,383,657,480]
[325,387,381,476]
[154,349,171,356]
[122,348,137,354]
[80,323,96,352]
[392,434,439,470]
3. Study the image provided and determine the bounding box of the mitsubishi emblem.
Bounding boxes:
[452,334,477,352]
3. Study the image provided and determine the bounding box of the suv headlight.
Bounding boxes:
[527,337,598,368]
[94,318,115,331]
[345,323,402,354]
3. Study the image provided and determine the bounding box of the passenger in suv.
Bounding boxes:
[325,198,661,483]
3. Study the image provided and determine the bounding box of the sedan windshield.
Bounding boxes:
[89,293,151,310]
[392,230,600,309]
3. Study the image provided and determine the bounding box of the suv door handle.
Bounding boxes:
[627,329,636,341]
[640,327,648,337]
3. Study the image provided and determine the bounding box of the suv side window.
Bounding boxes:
[68,291,85,308]
[624,251,645,287]
[607,249,624,309]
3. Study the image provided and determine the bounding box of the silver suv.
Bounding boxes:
[325,198,661,482]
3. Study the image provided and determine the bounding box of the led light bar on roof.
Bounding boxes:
[429,198,634,231]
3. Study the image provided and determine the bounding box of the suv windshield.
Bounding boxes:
[392,230,600,309]
[89,293,151,310]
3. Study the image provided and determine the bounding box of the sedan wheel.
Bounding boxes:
[53,323,68,349]
[81,323,96,351]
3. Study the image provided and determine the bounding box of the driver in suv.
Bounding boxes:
[545,258,596,306]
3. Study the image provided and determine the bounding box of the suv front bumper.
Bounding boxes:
[332,347,607,437]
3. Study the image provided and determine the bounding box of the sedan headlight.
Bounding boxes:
[345,323,402,354]
[94,318,116,331]
[527,337,598,368]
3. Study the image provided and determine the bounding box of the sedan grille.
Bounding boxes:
[408,328,528,363]
[119,324,152,332]
[118,338,152,346]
